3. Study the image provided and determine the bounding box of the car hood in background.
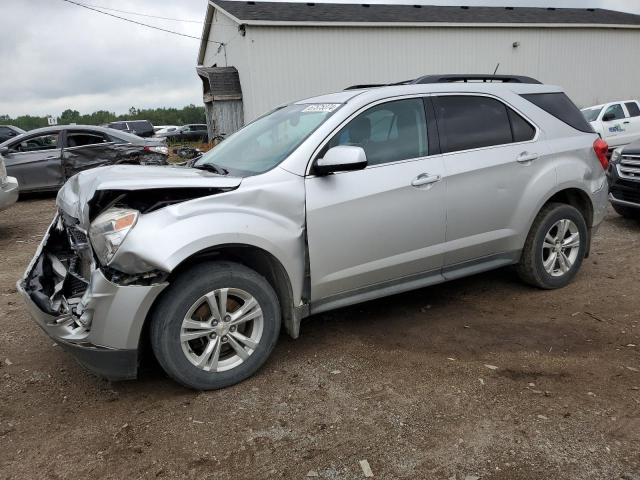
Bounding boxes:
[57,165,242,225]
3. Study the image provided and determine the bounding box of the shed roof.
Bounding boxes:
[210,1,640,27]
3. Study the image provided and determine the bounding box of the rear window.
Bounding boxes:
[522,93,594,133]
[626,102,640,118]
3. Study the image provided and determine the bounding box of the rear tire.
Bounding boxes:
[517,203,588,289]
[150,261,281,390]
[612,203,640,219]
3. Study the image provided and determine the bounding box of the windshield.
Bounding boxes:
[194,103,341,176]
[581,107,602,122]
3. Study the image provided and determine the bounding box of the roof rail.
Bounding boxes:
[410,74,542,84]
[344,84,387,90]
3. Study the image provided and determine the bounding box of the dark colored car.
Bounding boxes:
[608,141,640,218]
[0,125,26,143]
[157,124,209,143]
[107,120,155,138]
[0,125,168,193]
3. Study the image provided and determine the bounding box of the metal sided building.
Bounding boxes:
[196,1,640,136]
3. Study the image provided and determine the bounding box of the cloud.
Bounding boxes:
[0,0,208,117]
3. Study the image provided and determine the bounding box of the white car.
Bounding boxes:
[0,151,19,212]
[582,100,640,149]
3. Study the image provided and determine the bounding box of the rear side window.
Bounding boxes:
[625,102,640,118]
[66,131,109,148]
[522,93,594,133]
[434,96,515,153]
[508,109,536,142]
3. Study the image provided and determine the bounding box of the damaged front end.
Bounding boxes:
[17,212,169,380]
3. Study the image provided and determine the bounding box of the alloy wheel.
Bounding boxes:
[180,288,264,372]
[541,219,581,277]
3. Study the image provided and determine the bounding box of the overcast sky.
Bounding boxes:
[1,0,639,118]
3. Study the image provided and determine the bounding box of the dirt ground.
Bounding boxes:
[1,197,639,480]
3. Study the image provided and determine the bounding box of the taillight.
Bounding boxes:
[144,145,169,155]
[593,138,609,170]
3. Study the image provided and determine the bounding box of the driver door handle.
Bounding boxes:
[411,173,442,187]
[517,152,540,163]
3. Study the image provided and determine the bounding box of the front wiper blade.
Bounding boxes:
[192,163,229,175]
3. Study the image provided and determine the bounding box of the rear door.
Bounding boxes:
[62,129,121,177]
[433,94,552,273]
[3,132,63,191]
[623,102,640,144]
[305,97,447,302]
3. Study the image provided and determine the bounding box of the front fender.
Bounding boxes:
[108,169,307,305]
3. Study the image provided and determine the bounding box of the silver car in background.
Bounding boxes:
[18,75,609,390]
[0,151,18,212]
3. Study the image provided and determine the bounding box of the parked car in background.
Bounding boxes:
[107,120,155,138]
[157,124,209,143]
[0,125,26,143]
[0,125,168,193]
[153,125,180,135]
[0,150,19,211]
[582,100,640,149]
[608,141,640,219]
[154,125,181,136]
[18,74,609,390]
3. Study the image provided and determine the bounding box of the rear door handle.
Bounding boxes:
[411,173,442,187]
[623,121,631,124]
[517,152,539,163]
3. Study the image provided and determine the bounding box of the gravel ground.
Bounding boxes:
[1,197,639,480]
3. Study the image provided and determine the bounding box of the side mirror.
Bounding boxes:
[314,145,367,176]
[602,113,615,122]
[0,146,9,156]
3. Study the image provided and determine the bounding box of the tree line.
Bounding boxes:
[0,105,206,131]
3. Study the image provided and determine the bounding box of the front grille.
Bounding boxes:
[618,155,640,180]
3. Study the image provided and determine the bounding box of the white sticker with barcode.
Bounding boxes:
[302,104,341,113]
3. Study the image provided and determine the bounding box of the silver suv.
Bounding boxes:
[18,75,609,390]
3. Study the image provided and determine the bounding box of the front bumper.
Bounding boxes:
[607,162,640,209]
[18,214,168,380]
[0,176,19,211]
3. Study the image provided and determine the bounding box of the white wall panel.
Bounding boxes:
[203,22,640,122]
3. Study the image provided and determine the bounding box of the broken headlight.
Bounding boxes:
[89,208,139,265]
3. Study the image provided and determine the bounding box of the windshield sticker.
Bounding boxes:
[302,104,341,113]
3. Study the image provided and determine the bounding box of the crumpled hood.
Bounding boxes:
[57,164,242,225]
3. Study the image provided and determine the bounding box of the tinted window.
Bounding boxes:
[522,93,594,133]
[508,108,536,142]
[109,122,127,131]
[66,132,109,147]
[625,102,640,118]
[434,96,512,153]
[324,98,428,166]
[604,104,625,121]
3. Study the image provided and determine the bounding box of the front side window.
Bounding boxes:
[322,98,428,166]
[13,134,59,153]
[434,96,514,153]
[195,103,341,176]
[604,104,625,121]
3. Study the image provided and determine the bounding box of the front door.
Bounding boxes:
[305,97,446,302]
[4,132,63,192]
[601,103,628,147]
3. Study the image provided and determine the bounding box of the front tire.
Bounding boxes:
[150,261,281,390]
[517,203,588,289]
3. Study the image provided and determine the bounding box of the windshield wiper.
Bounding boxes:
[192,163,229,175]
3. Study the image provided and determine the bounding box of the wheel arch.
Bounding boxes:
[140,243,302,356]
[532,186,595,256]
